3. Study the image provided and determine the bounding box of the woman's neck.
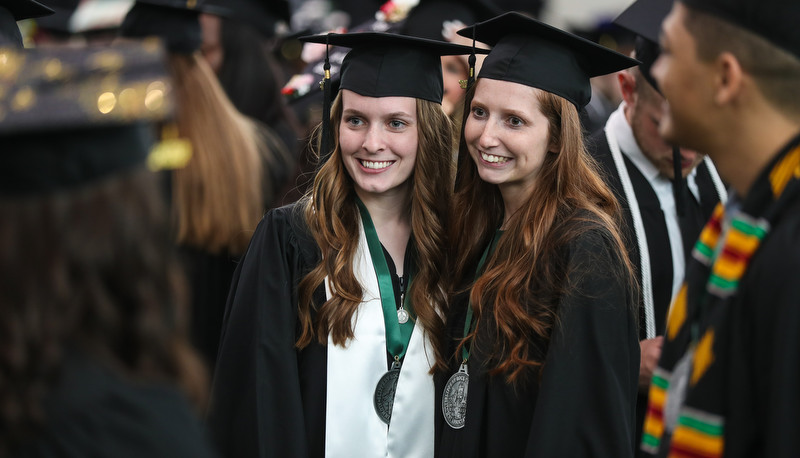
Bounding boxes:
[356,189,412,275]
[498,182,534,230]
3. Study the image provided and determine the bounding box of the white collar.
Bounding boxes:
[606,103,699,195]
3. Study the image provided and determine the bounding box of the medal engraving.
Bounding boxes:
[374,362,401,424]
[397,307,409,324]
[442,363,469,429]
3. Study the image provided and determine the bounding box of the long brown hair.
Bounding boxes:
[0,168,207,456]
[169,53,287,255]
[449,82,636,383]
[297,92,454,370]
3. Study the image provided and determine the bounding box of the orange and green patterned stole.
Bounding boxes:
[641,138,800,458]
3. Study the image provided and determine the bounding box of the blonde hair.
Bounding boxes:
[168,53,273,254]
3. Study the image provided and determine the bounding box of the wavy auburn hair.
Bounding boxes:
[448,82,636,383]
[297,92,454,370]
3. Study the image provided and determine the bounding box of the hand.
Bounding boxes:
[639,336,664,390]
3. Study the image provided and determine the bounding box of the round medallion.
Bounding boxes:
[397,307,409,324]
[373,368,400,424]
[442,366,469,429]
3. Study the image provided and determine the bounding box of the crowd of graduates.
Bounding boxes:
[1,0,799,457]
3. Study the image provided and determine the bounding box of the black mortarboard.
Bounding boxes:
[120,0,203,54]
[299,31,484,162]
[0,0,54,46]
[401,0,501,41]
[681,0,800,61]
[3,0,54,20]
[35,0,80,35]
[458,12,639,109]
[0,41,178,195]
[300,32,484,103]
[614,0,672,92]
[200,0,290,39]
[615,0,690,216]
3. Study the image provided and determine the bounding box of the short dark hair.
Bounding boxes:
[684,5,800,117]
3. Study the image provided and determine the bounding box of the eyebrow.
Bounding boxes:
[342,109,415,119]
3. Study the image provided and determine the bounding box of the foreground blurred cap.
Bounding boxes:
[0,40,178,195]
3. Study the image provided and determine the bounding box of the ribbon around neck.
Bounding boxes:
[356,198,415,361]
[461,229,503,363]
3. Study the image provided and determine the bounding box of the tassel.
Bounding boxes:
[460,25,477,91]
[672,146,686,217]
[319,33,333,168]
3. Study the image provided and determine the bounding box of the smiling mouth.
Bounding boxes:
[480,152,510,164]
[359,160,394,169]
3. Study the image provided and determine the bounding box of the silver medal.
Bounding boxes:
[442,363,469,429]
[397,306,409,324]
[374,361,401,424]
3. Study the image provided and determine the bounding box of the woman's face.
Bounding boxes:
[441,55,469,117]
[464,79,552,198]
[338,90,419,199]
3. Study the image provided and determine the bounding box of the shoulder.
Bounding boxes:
[24,355,215,457]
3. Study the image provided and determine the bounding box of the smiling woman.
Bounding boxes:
[208,32,477,458]
[439,12,642,458]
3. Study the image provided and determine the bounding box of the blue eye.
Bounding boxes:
[389,119,407,129]
[346,117,363,127]
[471,106,486,118]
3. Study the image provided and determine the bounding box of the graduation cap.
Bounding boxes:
[298,31,485,163]
[613,0,672,92]
[120,0,203,54]
[614,0,690,216]
[682,0,800,61]
[401,0,501,42]
[0,0,54,46]
[457,11,639,109]
[35,0,81,36]
[200,0,290,39]
[0,41,180,195]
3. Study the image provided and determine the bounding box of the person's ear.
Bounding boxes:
[618,70,638,106]
[713,52,744,106]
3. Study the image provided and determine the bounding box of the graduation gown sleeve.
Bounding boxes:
[207,203,321,458]
[523,229,640,457]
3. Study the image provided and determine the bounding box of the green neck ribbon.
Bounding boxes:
[356,198,415,362]
[461,230,503,363]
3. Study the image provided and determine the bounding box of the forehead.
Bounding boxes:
[473,78,544,112]
[341,90,417,115]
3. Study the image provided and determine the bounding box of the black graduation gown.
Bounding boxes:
[588,129,721,339]
[436,226,640,458]
[645,135,800,457]
[207,203,327,458]
[18,352,216,458]
[181,246,238,372]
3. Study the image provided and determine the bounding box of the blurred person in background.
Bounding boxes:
[0,42,214,457]
[199,0,302,206]
[587,1,726,454]
[120,0,287,372]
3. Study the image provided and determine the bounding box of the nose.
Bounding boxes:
[477,120,500,150]
[362,125,385,154]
